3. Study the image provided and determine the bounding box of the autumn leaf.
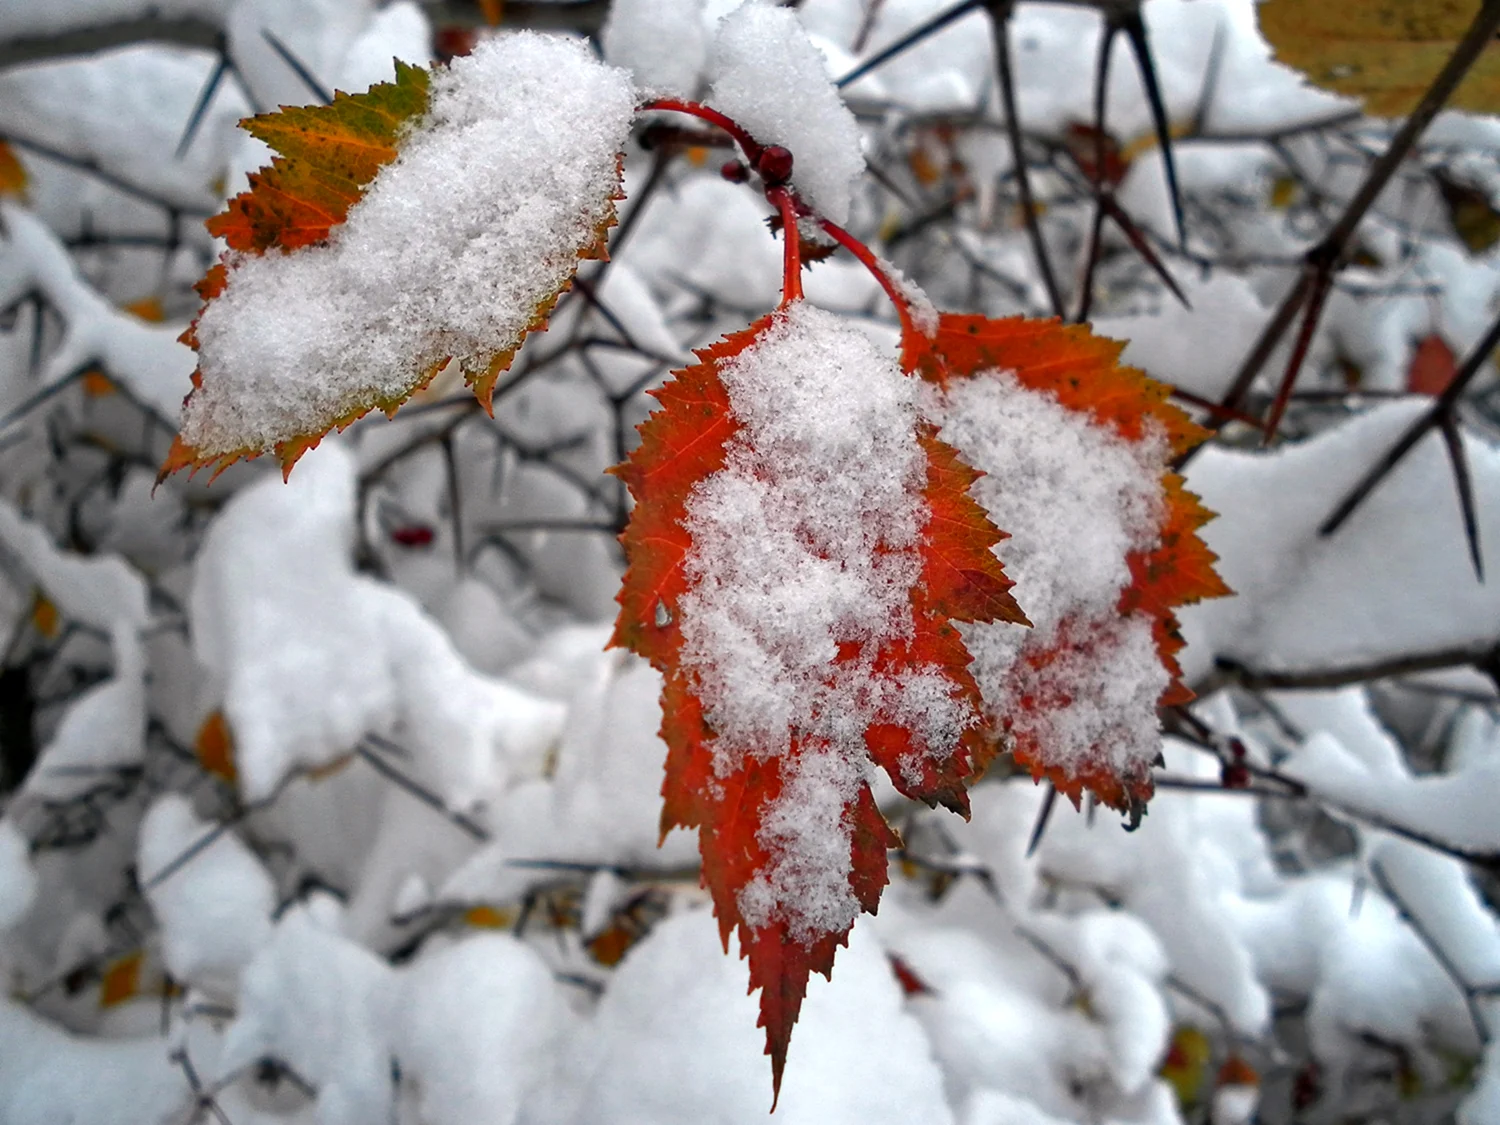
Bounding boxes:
[1258,0,1500,117]
[908,315,1229,812]
[162,36,635,481]
[613,302,1023,1099]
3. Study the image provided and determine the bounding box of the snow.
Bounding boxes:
[220,902,396,1125]
[927,369,1170,786]
[559,909,955,1124]
[395,934,562,1125]
[0,999,190,1125]
[0,495,149,631]
[23,622,147,799]
[137,794,276,994]
[10,4,1500,1123]
[181,33,636,459]
[0,202,196,424]
[0,822,37,933]
[602,0,709,97]
[708,3,866,224]
[190,442,566,804]
[1181,400,1500,681]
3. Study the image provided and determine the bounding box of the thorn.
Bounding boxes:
[1026,783,1058,858]
[1261,264,1334,444]
[1321,307,1500,538]
[988,1,1065,318]
[836,0,983,88]
[175,53,230,160]
[1120,8,1187,250]
[1437,409,1485,582]
[260,28,334,105]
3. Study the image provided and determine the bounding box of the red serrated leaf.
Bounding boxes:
[909,314,1229,812]
[613,302,1021,1099]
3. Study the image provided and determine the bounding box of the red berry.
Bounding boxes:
[1221,762,1251,789]
[756,145,794,186]
[721,160,749,183]
[390,524,436,548]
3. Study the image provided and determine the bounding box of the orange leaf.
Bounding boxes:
[99,951,144,1008]
[613,303,1020,1099]
[910,314,1229,812]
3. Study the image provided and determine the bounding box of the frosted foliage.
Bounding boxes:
[679,304,965,939]
[708,3,865,224]
[737,747,866,937]
[181,34,635,457]
[927,372,1166,775]
[602,0,708,96]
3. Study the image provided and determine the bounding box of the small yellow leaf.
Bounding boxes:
[1161,1025,1213,1107]
[1258,0,1500,118]
[123,296,166,323]
[195,710,237,784]
[464,904,514,929]
[80,369,116,398]
[1269,175,1299,210]
[99,951,144,1008]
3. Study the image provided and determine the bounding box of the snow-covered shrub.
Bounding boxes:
[1,1,1499,1123]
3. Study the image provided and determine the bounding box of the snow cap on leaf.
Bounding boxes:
[908,315,1230,813]
[164,34,635,481]
[613,300,1023,1099]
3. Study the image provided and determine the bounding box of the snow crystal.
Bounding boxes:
[927,369,1169,779]
[602,0,709,97]
[181,33,635,458]
[708,3,865,224]
[137,794,276,994]
[677,302,968,940]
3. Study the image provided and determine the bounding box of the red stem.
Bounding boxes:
[770,187,803,305]
[819,218,920,339]
[640,99,763,163]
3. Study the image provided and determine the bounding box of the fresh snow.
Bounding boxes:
[927,369,1171,786]
[708,3,866,225]
[678,301,967,941]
